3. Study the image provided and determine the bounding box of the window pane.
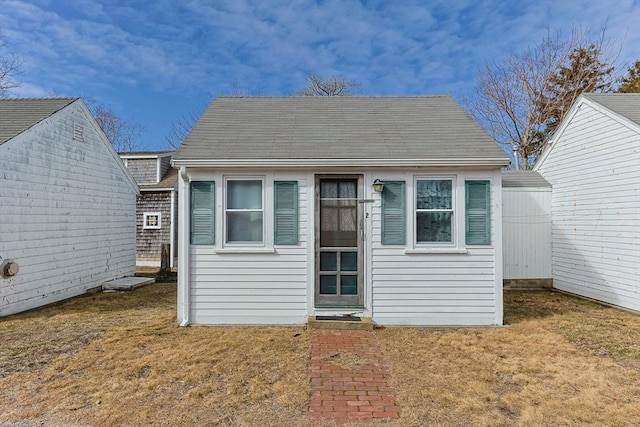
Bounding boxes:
[227,212,263,242]
[417,212,452,242]
[338,181,356,199]
[320,200,357,247]
[320,252,337,272]
[320,181,338,198]
[340,252,357,271]
[340,275,357,295]
[320,275,337,294]
[227,180,262,209]
[416,180,452,209]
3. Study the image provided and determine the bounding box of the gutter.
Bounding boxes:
[172,158,511,168]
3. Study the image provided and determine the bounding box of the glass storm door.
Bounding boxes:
[315,176,364,306]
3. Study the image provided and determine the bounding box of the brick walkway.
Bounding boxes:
[308,330,401,423]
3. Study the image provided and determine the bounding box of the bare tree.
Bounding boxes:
[85,99,145,152]
[165,107,205,149]
[467,30,616,169]
[165,95,213,149]
[0,32,24,97]
[297,74,359,96]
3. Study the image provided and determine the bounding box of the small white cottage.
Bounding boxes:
[535,93,640,312]
[0,98,138,317]
[173,96,510,326]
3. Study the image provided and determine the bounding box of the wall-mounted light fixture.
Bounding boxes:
[372,179,385,193]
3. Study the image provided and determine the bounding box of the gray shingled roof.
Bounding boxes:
[0,98,78,145]
[502,171,551,188]
[174,96,509,166]
[584,93,640,126]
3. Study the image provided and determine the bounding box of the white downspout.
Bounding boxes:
[169,189,176,269]
[177,166,190,326]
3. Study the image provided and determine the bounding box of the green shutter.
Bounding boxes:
[381,181,406,245]
[190,181,215,245]
[274,181,298,245]
[465,180,491,245]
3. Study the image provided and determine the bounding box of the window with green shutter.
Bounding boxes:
[274,181,298,245]
[381,181,406,245]
[190,181,215,245]
[465,180,491,245]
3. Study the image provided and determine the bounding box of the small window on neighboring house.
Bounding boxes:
[73,123,84,142]
[143,212,161,229]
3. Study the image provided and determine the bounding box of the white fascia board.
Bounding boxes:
[119,152,173,160]
[139,187,175,192]
[172,158,511,168]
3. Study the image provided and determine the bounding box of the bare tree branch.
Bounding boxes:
[466,29,616,169]
[85,98,145,152]
[297,74,359,96]
[0,32,25,98]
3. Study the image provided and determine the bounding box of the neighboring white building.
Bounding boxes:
[502,171,552,287]
[0,98,139,317]
[536,93,640,312]
[172,96,510,327]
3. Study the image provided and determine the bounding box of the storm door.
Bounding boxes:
[315,176,364,306]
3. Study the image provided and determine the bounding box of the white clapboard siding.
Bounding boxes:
[537,98,640,312]
[188,173,309,325]
[369,173,500,326]
[502,188,552,279]
[0,101,137,317]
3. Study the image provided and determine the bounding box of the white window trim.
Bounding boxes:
[222,175,269,248]
[406,174,467,253]
[143,212,162,229]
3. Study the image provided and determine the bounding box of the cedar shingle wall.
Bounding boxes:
[137,192,172,259]
[128,159,157,184]
[160,156,171,181]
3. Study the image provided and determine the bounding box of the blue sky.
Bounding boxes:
[1,0,639,151]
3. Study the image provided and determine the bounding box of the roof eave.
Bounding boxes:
[172,158,510,168]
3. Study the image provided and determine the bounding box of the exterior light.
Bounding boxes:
[373,179,385,193]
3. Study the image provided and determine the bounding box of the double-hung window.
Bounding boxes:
[225,177,264,244]
[415,178,454,244]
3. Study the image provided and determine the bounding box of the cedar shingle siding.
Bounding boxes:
[127,159,157,185]
[136,192,172,259]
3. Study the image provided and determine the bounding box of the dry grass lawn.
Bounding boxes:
[1,282,639,426]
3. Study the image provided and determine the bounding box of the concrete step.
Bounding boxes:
[307,316,374,331]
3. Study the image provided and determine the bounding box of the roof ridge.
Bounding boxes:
[216,95,452,99]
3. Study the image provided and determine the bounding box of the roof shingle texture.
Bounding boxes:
[502,171,551,188]
[174,96,508,162]
[0,98,78,145]
[584,93,640,126]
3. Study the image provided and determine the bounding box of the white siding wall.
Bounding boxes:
[188,172,309,325]
[0,102,137,316]
[183,169,502,326]
[537,102,640,311]
[502,188,552,279]
[369,170,502,326]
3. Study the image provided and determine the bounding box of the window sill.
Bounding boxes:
[213,248,276,254]
[404,248,468,255]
